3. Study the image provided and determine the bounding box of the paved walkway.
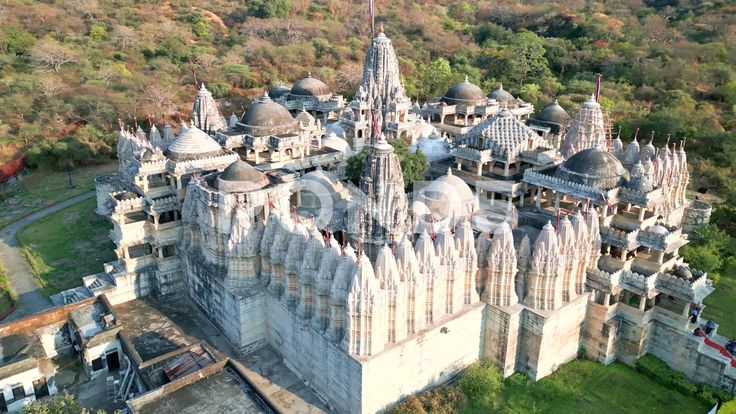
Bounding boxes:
[0,191,96,321]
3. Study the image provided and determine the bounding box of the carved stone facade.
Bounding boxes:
[339,27,430,150]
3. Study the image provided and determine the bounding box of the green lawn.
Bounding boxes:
[0,163,117,228]
[16,198,116,296]
[465,360,708,414]
[704,274,736,339]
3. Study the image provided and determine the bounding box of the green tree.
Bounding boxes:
[390,139,428,192]
[505,30,550,87]
[345,140,428,192]
[422,58,452,98]
[249,0,291,18]
[24,392,107,414]
[457,359,503,406]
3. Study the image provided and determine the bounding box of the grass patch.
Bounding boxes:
[0,262,16,316]
[704,274,736,338]
[463,360,708,414]
[0,163,116,228]
[392,359,709,414]
[16,198,116,296]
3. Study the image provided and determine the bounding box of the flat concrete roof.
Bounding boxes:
[133,365,274,414]
[113,299,206,361]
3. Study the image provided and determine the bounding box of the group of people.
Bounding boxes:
[690,305,717,336]
[690,304,735,356]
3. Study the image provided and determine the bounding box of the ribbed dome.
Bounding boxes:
[413,168,477,225]
[441,77,485,105]
[291,74,330,97]
[267,84,291,99]
[555,147,629,189]
[216,158,270,192]
[487,84,515,104]
[165,125,225,161]
[240,93,296,130]
[536,99,570,125]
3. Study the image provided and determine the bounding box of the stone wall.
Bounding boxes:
[511,294,588,380]
[361,303,485,414]
[264,296,484,414]
[483,304,523,377]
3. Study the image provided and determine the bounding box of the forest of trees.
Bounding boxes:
[0,0,734,200]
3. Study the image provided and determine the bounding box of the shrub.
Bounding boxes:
[389,386,466,414]
[249,0,291,18]
[635,355,697,395]
[457,358,503,406]
[636,355,734,404]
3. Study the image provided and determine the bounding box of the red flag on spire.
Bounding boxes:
[370,109,381,144]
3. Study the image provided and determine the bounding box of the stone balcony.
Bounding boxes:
[587,267,713,303]
[111,192,145,215]
[145,195,179,215]
[601,226,640,251]
[637,227,688,254]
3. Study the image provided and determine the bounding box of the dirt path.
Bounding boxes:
[0,191,96,322]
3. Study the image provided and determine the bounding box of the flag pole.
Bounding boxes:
[369,0,375,36]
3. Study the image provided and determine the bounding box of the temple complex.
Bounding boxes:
[422,78,534,139]
[271,73,347,122]
[5,16,731,414]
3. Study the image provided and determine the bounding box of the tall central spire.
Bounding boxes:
[361,27,410,112]
[352,134,408,262]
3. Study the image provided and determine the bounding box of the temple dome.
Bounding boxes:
[240,93,296,130]
[322,132,353,157]
[267,83,291,99]
[291,74,330,97]
[536,99,570,125]
[414,131,450,162]
[165,125,225,161]
[555,147,629,189]
[441,77,485,105]
[216,158,269,192]
[487,84,515,104]
[326,122,346,139]
[413,169,477,231]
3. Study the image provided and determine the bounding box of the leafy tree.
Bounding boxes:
[345,140,428,192]
[2,26,36,55]
[24,392,106,414]
[457,358,503,406]
[422,57,452,98]
[505,30,550,87]
[249,0,291,19]
[346,149,368,186]
[390,139,428,192]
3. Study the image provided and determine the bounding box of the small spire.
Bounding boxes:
[498,83,504,90]
[616,125,622,139]
[447,167,452,176]
[649,131,655,144]
[201,82,207,90]
[378,22,384,33]
[307,71,312,78]
[464,74,469,83]
[632,127,639,142]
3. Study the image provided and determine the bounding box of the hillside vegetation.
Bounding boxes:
[0,0,734,184]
